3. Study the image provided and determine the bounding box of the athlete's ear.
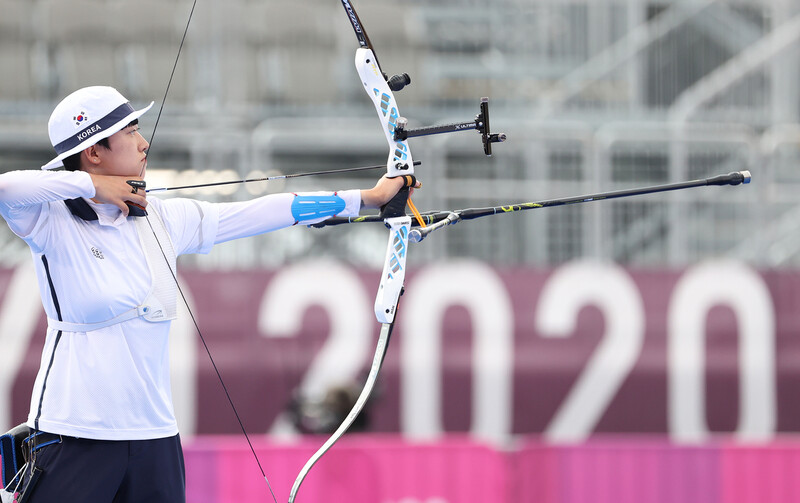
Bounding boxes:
[83,145,102,166]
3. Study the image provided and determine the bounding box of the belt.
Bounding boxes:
[23,430,63,454]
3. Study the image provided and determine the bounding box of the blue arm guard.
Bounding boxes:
[291,194,347,222]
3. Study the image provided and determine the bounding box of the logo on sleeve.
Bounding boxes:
[91,247,105,259]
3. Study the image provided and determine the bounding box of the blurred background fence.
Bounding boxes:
[4,2,800,501]
[1,0,798,270]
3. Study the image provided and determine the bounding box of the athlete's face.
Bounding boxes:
[84,123,149,178]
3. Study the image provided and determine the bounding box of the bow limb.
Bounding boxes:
[287,323,392,502]
[289,216,411,503]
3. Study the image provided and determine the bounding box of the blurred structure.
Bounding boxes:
[287,383,370,434]
[0,0,797,269]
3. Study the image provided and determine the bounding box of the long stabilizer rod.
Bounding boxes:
[312,170,751,235]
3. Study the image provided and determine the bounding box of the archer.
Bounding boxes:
[0,85,419,503]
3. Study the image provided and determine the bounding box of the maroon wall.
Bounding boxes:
[3,259,796,440]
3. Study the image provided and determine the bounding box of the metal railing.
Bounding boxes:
[1,0,798,268]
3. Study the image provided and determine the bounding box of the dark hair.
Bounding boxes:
[61,119,139,171]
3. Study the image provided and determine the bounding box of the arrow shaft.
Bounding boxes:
[146,160,422,193]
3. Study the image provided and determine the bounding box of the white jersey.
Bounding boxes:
[0,169,360,440]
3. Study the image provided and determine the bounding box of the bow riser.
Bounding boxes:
[374,216,411,323]
[355,48,415,178]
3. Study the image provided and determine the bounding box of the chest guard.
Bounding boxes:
[46,206,178,332]
[132,207,179,323]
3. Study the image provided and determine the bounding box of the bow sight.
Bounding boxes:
[393,97,507,156]
[380,71,507,156]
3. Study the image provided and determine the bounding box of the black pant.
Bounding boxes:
[21,433,185,503]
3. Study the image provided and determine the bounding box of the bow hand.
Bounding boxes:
[361,174,421,219]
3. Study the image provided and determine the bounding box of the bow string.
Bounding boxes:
[133,0,280,501]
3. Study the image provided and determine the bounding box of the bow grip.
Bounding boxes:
[380,175,417,219]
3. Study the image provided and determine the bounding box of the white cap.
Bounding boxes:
[42,86,154,170]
